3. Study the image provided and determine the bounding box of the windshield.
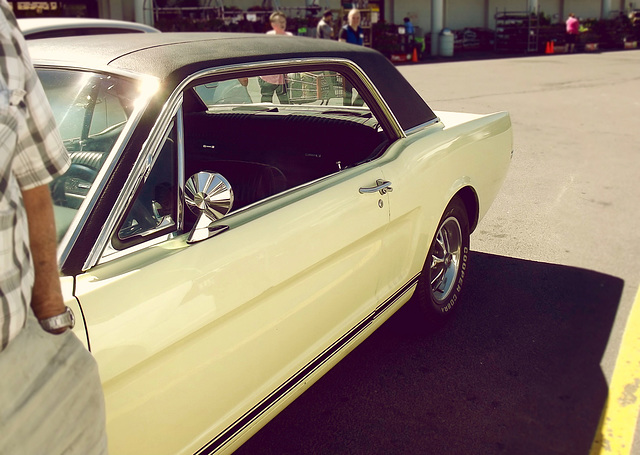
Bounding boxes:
[38,69,139,243]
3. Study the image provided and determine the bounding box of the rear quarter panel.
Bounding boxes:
[376,111,512,303]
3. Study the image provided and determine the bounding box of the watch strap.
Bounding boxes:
[39,306,75,333]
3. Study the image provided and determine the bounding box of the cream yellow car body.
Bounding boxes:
[59,110,510,455]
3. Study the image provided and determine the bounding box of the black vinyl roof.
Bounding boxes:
[27,32,436,131]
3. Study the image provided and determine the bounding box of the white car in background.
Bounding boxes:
[17,17,159,39]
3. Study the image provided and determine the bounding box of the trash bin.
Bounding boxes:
[439,28,454,57]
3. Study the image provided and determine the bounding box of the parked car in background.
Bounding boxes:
[28,33,512,455]
[18,17,159,39]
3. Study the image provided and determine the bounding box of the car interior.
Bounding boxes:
[116,71,394,246]
[45,68,393,248]
[181,72,390,212]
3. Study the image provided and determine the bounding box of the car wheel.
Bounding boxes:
[415,197,470,321]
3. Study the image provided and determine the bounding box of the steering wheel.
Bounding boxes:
[118,198,160,239]
[66,163,98,182]
[51,163,99,207]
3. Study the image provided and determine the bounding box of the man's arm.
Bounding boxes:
[21,185,66,327]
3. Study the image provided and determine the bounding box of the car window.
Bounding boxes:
[39,70,136,152]
[191,71,368,108]
[117,123,177,243]
[38,69,139,243]
[182,69,387,220]
[116,66,390,247]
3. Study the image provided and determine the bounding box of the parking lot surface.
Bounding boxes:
[235,50,640,454]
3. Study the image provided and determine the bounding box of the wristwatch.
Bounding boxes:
[39,306,75,333]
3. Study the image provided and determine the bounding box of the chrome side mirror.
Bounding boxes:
[185,172,233,243]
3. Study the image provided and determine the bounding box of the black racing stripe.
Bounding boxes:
[195,274,420,455]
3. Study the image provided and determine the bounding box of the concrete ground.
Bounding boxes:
[235,49,640,454]
[399,48,640,454]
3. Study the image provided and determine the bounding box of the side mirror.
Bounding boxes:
[185,172,233,243]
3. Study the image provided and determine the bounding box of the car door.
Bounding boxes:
[373,126,460,306]
[71,111,391,454]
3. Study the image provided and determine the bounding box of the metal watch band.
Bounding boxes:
[38,306,75,333]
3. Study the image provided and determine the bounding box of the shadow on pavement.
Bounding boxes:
[235,252,623,455]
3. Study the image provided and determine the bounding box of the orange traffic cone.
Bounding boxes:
[550,40,555,53]
[545,41,551,54]
[412,47,418,62]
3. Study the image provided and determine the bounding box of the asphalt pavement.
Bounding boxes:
[235,49,640,454]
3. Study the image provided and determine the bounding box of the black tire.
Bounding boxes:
[414,197,470,321]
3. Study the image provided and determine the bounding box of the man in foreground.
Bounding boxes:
[0,1,108,453]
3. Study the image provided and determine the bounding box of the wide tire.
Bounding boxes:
[414,197,470,322]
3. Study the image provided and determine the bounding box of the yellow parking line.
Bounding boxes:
[591,285,640,454]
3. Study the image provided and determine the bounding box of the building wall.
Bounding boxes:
[393,0,431,33]
[391,0,609,34]
[563,0,602,19]
[445,0,486,29]
[107,0,622,33]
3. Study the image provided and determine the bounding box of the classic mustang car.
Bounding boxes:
[29,33,512,454]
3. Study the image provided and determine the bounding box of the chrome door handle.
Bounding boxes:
[359,179,393,195]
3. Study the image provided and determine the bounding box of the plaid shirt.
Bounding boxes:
[0,0,70,351]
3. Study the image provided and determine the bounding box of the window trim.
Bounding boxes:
[37,65,158,272]
[110,120,178,251]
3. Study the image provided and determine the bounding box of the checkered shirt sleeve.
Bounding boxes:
[0,0,70,351]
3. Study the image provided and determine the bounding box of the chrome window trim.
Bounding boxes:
[176,108,186,231]
[100,231,178,264]
[181,58,406,140]
[405,117,442,135]
[85,99,183,270]
[38,64,160,270]
[83,57,405,271]
[96,111,183,266]
[34,61,146,81]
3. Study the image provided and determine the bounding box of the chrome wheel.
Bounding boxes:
[414,196,469,321]
[430,216,463,302]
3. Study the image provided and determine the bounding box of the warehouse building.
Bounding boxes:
[10,1,630,29]
[9,0,637,56]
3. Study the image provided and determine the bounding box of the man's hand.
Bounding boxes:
[21,185,66,325]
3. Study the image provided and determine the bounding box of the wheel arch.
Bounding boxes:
[453,186,479,233]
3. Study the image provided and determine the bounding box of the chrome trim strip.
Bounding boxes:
[47,68,159,270]
[34,61,146,81]
[177,58,406,139]
[405,117,442,135]
[89,106,182,269]
[176,107,186,231]
[194,274,420,455]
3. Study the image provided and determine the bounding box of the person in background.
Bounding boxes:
[403,16,416,56]
[403,16,415,36]
[566,13,579,53]
[259,11,292,104]
[0,1,108,453]
[339,8,364,45]
[266,10,291,36]
[338,9,364,106]
[317,10,334,39]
